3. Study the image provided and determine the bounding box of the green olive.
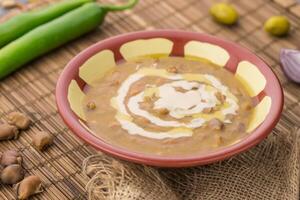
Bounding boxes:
[264,16,290,36]
[210,3,239,25]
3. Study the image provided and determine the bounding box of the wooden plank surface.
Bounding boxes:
[0,0,300,199]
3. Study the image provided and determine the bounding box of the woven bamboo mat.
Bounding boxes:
[0,0,300,199]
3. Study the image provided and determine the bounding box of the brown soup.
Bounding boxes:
[82,57,253,156]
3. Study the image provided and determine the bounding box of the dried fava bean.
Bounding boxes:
[280,49,300,83]
[167,66,178,73]
[241,102,252,110]
[264,16,290,36]
[7,112,31,130]
[0,164,24,185]
[0,124,19,140]
[129,83,144,96]
[16,175,43,200]
[226,114,235,121]
[139,101,152,110]
[174,87,186,93]
[86,101,96,110]
[109,122,120,129]
[231,87,242,96]
[110,80,120,86]
[215,92,226,103]
[188,105,196,110]
[143,95,152,102]
[110,71,120,81]
[202,107,213,114]
[210,3,239,25]
[208,118,224,130]
[155,108,169,115]
[31,131,54,151]
[135,117,150,125]
[235,123,246,133]
[1,150,22,166]
[212,134,223,147]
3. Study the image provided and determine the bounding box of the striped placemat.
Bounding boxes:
[0,0,300,199]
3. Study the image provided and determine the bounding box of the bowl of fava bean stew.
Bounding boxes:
[56,30,283,167]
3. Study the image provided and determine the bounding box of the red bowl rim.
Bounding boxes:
[56,30,283,167]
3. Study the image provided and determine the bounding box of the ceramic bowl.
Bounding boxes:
[56,30,283,167]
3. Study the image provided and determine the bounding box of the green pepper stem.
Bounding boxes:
[100,0,138,12]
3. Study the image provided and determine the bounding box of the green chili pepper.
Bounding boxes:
[0,0,94,48]
[0,0,138,80]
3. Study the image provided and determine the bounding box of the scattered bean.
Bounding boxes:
[0,123,19,140]
[0,164,24,185]
[208,118,224,130]
[0,150,22,166]
[7,112,31,130]
[16,175,43,200]
[31,131,54,151]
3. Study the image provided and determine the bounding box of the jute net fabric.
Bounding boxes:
[82,127,300,200]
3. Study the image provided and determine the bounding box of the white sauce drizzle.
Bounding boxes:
[112,68,239,139]
[115,73,143,115]
[118,119,193,139]
[154,82,217,119]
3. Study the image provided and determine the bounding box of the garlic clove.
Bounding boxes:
[280,48,300,84]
